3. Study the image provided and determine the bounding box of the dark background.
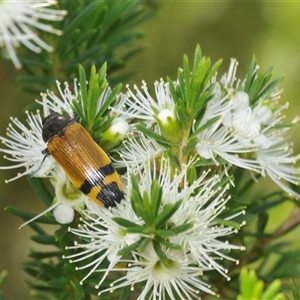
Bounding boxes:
[1,2,300,299]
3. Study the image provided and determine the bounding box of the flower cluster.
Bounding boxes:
[114,58,300,198]
[65,159,244,299]
[0,0,66,68]
[0,47,299,298]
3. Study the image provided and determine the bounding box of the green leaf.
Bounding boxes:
[131,188,149,223]
[213,217,241,230]
[240,268,257,299]
[171,222,194,234]
[150,179,162,221]
[54,225,69,241]
[155,236,182,250]
[78,64,88,110]
[175,104,188,129]
[112,217,143,230]
[46,277,69,288]
[191,115,220,138]
[244,56,257,93]
[249,198,286,214]
[252,280,264,299]
[61,2,102,38]
[195,157,227,167]
[256,76,284,101]
[290,279,300,300]
[86,65,99,122]
[135,123,169,146]
[23,266,39,279]
[5,206,57,225]
[261,279,281,300]
[155,223,193,237]
[117,239,144,256]
[40,263,62,279]
[0,270,8,290]
[155,229,177,237]
[257,212,268,233]
[31,235,56,245]
[70,279,86,300]
[142,190,151,225]
[28,251,61,259]
[153,241,169,265]
[95,83,122,121]
[186,164,197,185]
[137,237,151,252]
[127,226,148,234]
[248,72,266,102]
[182,53,191,103]
[130,175,144,217]
[204,58,223,87]
[183,137,198,156]
[153,200,183,229]
[27,177,53,207]
[118,284,131,300]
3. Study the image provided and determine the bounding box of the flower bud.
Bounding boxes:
[155,109,183,144]
[100,118,129,151]
[53,204,75,224]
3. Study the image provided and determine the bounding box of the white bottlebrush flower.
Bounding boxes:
[38,79,79,117]
[112,79,175,127]
[66,159,244,299]
[64,199,143,288]
[196,59,300,198]
[0,78,126,225]
[0,0,67,68]
[20,166,86,228]
[113,132,164,170]
[0,76,127,182]
[100,244,217,300]
[0,107,86,226]
[256,129,300,199]
[0,79,77,182]
[196,115,261,172]
[0,110,54,181]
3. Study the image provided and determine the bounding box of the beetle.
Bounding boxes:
[42,112,123,207]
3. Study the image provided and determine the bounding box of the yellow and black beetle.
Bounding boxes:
[42,113,123,207]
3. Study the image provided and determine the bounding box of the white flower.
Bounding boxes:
[0,110,54,181]
[19,167,86,228]
[66,159,244,298]
[64,199,143,287]
[0,79,77,182]
[38,79,79,117]
[0,79,124,226]
[196,116,260,172]
[113,132,164,170]
[113,79,175,127]
[256,131,300,199]
[0,0,67,68]
[195,59,300,197]
[100,244,217,300]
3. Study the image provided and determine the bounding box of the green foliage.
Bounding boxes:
[114,176,192,263]
[0,270,8,300]
[1,3,300,296]
[2,1,155,299]
[244,56,284,105]
[73,64,122,145]
[16,0,156,93]
[168,44,222,132]
[22,226,98,300]
[237,268,285,300]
